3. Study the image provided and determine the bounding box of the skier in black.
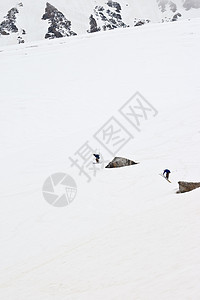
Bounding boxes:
[163,169,171,180]
[93,154,100,164]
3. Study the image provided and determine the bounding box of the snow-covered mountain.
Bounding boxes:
[0,0,200,46]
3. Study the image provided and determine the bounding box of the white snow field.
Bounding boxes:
[0,18,200,300]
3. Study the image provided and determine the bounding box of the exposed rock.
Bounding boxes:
[178,181,200,193]
[90,1,128,33]
[169,1,177,12]
[135,20,145,27]
[0,7,19,35]
[183,0,200,10]
[107,1,121,13]
[42,2,77,39]
[157,0,169,12]
[87,15,100,33]
[157,0,177,13]
[134,19,150,27]
[172,12,182,21]
[0,30,9,36]
[17,36,25,44]
[105,157,138,169]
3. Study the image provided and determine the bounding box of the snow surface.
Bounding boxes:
[0,18,200,299]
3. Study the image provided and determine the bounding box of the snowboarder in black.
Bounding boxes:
[163,169,171,180]
[93,154,100,164]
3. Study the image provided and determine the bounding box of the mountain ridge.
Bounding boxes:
[0,0,200,46]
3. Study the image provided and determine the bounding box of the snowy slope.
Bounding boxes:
[0,0,200,46]
[0,18,200,299]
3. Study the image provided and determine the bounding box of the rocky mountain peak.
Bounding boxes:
[0,7,19,35]
[0,0,200,46]
[42,2,77,39]
[88,1,128,33]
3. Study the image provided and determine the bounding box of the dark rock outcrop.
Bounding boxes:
[0,8,19,35]
[89,1,128,33]
[107,1,121,13]
[172,12,182,21]
[134,19,150,27]
[134,20,145,27]
[87,15,100,33]
[178,181,200,193]
[42,3,77,39]
[105,157,138,169]
[17,36,25,44]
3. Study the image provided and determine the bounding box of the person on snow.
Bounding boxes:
[163,169,171,180]
[93,154,100,164]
